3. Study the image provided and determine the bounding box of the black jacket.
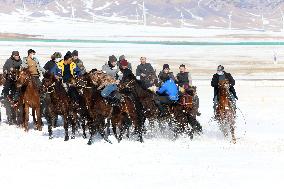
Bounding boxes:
[211,72,238,99]
[3,57,22,77]
[44,60,57,74]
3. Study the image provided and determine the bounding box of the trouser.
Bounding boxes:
[101,84,118,98]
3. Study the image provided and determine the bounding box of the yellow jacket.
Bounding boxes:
[56,60,78,76]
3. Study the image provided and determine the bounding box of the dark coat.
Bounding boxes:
[176,72,192,87]
[158,71,175,83]
[211,72,238,99]
[44,60,57,74]
[136,63,157,88]
[3,57,22,76]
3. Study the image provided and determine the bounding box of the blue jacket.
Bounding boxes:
[157,79,179,101]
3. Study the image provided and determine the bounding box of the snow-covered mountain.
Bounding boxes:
[1,0,284,31]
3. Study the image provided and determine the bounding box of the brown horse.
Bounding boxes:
[16,68,42,132]
[215,79,236,143]
[42,73,77,141]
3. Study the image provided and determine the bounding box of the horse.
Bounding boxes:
[16,68,42,132]
[79,71,143,144]
[42,73,77,141]
[119,77,195,139]
[215,79,236,143]
[179,86,202,135]
[0,73,5,122]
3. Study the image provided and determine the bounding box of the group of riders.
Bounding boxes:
[1,49,238,133]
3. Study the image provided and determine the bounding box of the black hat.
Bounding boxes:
[163,64,170,70]
[12,51,19,56]
[217,65,224,71]
[64,52,72,61]
[72,50,78,56]
[179,64,186,68]
[109,55,117,63]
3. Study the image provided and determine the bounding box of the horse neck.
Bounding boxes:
[218,87,230,106]
[134,82,153,99]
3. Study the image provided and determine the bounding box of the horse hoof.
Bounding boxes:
[71,136,75,139]
[49,135,53,140]
[83,134,87,139]
[87,140,92,145]
[64,136,69,141]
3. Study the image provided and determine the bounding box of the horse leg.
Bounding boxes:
[81,117,87,139]
[87,123,95,145]
[24,104,29,132]
[48,116,55,139]
[230,120,236,144]
[36,107,42,131]
[32,108,36,126]
[63,115,69,141]
[99,120,112,144]
[71,113,77,139]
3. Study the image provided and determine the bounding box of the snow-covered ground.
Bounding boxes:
[0,80,284,189]
[0,15,283,188]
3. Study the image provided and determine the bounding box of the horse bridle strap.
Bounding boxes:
[46,82,56,93]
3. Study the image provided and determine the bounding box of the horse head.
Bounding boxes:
[42,72,57,93]
[16,68,31,88]
[218,79,230,97]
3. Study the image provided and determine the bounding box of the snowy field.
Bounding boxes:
[0,79,284,189]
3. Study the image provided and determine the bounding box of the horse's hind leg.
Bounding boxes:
[81,118,87,139]
[87,123,95,145]
[36,107,42,131]
[24,104,29,132]
[70,113,77,139]
[63,115,69,141]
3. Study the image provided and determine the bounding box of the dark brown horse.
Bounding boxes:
[16,68,42,132]
[42,73,77,141]
[215,79,236,143]
[179,86,202,135]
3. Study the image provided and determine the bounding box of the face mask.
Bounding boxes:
[30,54,34,59]
[217,71,224,75]
[55,58,60,62]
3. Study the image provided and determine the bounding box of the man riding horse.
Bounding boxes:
[176,64,201,116]
[1,51,22,125]
[155,75,179,117]
[211,65,238,112]
[50,51,82,103]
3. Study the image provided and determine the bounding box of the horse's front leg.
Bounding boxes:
[63,115,69,141]
[230,120,236,144]
[32,108,36,126]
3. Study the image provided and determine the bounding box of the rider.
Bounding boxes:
[158,64,175,86]
[118,55,132,71]
[22,49,44,88]
[211,65,238,111]
[43,52,62,74]
[155,75,179,117]
[136,57,157,89]
[72,50,86,75]
[1,51,22,124]
[176,64,200,116]
[51,51,82,103]
[100,55,121,104]
[102,55,119,78]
